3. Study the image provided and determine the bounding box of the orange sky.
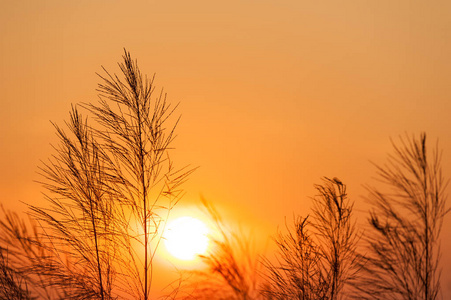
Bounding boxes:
[1,0,451,297]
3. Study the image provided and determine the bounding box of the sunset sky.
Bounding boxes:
[1,0,451,297]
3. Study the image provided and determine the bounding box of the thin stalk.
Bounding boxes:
[422,138,429,300]
[132,75,149,300]
[89,195,105,300]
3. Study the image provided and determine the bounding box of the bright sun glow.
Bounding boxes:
[164,216,210,260]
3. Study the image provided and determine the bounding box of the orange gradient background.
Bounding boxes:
[1,0,451,297]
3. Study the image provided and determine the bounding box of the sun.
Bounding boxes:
[164,216,210,260]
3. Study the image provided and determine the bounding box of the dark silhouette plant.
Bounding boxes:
[263,178,359,300]
[0,50,193,299]
[356,133,448,300]
[263,215,327,300]
[311,178,360,300]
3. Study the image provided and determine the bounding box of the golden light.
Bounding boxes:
[164,216,210,260]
